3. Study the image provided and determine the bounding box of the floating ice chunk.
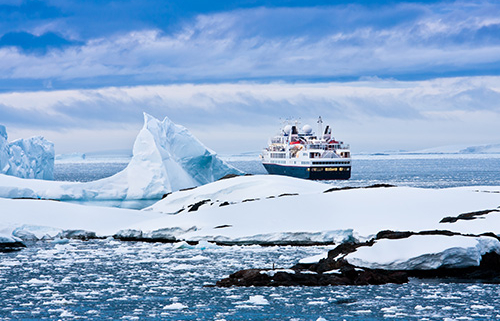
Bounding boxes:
[323,269,342,275]
[299,252,328,264]
[247,295,269,305]
[163,303,187,310]
[260,269,295,277]
[471,305,494,310]
[172,241,195,250]
[194,240,219,250]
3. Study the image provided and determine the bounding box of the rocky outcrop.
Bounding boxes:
[0,240,26,253]
[323,184,396,193]
[215,265,408,287]
[215,230,500,287]
[440,208,500,223]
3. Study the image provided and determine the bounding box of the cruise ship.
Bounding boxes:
[261,117,351,180]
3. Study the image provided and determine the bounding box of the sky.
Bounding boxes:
[0,0,500,154]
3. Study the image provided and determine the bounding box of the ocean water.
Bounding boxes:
[2,240,500,320]
[5,155,498,320]
[54,155,500,188]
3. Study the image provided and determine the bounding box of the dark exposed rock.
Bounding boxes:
[278,193,299,197]
[364,184,396,189]
[173,208,185,214]
[188,199,210,212]
[214,233,500,287]
[242,198,260,202]
[293,241,374,273]
[58,230,101,241]
[479,232,500,241]
[405,251,500,283]
[219,201,230,207]
[376,230,414,240]
[161,192,171,199]
[214,225,232,229]
[324,184,396,193]
[12,197,61,202]
[0,241,26,253]
[213,240,336,247]
[440,209,500,223]
[218,173,242,181]
[179,186,197,192]
[215,266,408,287]
[114,229,143,239]
[376,229,464,240]
[323,186,357,193]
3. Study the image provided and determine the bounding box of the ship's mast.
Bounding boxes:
[317,116,323,139]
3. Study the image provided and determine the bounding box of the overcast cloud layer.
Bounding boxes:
[2,77,500,153]
[0,0,499,153]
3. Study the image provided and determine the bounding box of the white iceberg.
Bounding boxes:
[0,125,54,180]
[110,112,242,199]
[0,113,241,200]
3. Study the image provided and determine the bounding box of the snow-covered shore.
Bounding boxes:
[1,174,499,272]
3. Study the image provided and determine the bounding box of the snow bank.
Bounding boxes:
[145,175,328,214]
[0,198,165,240]
[134,181,500,243]
[345,235,500,270]
[0,125,54,180]
[0,114,241,200]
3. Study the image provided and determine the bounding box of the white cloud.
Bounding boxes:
[1,2,500,84]
[1,77,500,153]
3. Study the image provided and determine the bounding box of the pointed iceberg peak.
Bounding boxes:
[113,113,243,199]
[0,125,7,140]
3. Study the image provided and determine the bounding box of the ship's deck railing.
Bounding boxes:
[304,144,350,151]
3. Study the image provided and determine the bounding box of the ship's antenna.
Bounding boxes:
[317,116,323,138]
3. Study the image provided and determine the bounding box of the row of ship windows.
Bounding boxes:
[267,160,350,166]
[270,160,287,164]
[270,153,287,158]
[309,167,350,172]
[312,161,350,165]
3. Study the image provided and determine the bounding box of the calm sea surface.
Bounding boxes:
[54,155,500,189]
[3,155,499,320]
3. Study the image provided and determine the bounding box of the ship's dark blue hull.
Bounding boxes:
[262,163,351,180]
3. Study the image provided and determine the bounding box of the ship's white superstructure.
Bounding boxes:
[261,117,351,180]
